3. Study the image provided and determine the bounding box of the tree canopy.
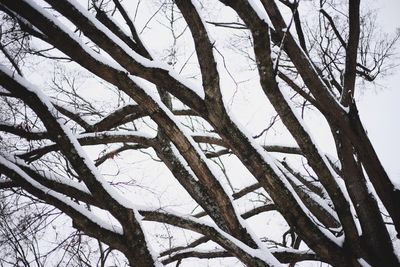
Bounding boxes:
[0,0,399,266]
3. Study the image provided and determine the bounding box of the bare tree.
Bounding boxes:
[0,0,399,266]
